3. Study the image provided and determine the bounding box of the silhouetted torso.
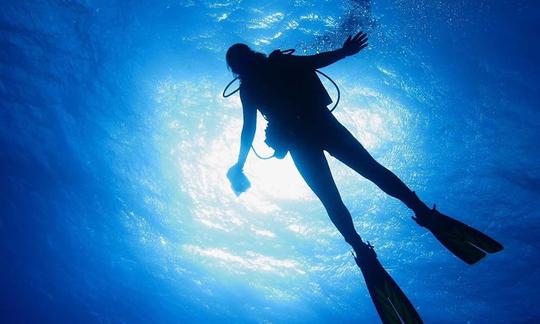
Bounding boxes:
[240,52,333,128]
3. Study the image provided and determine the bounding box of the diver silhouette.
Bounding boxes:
[224,32,503,323]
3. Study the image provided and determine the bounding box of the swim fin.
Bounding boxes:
[413,205,503,265]
[353,243,423,324]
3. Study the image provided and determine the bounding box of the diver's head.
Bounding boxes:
[226,43,266,78]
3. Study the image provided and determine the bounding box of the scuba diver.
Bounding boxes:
[224,32,503,323]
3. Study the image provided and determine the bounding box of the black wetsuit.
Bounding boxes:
[240,52,421,246]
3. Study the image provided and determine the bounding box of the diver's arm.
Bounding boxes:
[227,90,255,196]
[295,48,348,69]
[236,91,257,169]
[291,31,368,69]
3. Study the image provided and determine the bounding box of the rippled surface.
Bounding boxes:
[2,1,539,322]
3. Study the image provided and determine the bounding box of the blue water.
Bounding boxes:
[2,1,539,323]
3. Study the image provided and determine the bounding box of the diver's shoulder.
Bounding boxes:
[268,50,292,63]
[268,50,306,70]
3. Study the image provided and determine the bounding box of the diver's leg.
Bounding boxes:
[288,145,363,248]
[325,123,430,214]
[289,145,424,322]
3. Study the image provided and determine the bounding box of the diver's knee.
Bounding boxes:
[325,200,348,216]
[364,159,393,182]
[365,158,385,173]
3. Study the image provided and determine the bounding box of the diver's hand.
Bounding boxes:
[226,164,251,196]
[342,31,368,56]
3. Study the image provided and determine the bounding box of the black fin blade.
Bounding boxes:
[431,230,486,265]
[355,255,423,323]
[428,212,503,264]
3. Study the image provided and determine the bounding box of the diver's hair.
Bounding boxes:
[226,43,266,78]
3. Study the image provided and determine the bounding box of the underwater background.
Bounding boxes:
[1,0,539,323]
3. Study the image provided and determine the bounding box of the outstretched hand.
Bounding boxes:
[226,164,251,196]
[342,31,368,56]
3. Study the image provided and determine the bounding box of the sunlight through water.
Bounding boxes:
[4,0,536,322]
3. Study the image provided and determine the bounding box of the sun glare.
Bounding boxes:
[153,77,413,269]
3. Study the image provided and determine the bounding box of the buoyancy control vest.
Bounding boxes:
[240,50,334,158]
[223,49,340,159]
[242,50,333,123]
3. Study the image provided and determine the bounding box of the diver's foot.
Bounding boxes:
[412,204,440,229]
[351,241,424,323]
